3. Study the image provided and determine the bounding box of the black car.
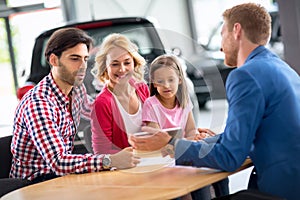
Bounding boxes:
[17,17,212,152]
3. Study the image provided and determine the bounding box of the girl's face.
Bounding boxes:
[106,46,134,87]
[153,66,181,99]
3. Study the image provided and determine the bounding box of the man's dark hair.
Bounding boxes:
[45,27,93,62]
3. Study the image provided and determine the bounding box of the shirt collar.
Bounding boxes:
[245,45,266,63]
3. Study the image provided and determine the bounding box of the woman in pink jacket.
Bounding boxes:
[91,33,149,154]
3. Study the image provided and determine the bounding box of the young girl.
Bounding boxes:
[142,54,228,200]
[142,54,204,140]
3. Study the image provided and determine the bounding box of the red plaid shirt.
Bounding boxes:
[10,74,105,180]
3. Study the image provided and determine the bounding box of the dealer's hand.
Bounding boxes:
[129,126,171,151]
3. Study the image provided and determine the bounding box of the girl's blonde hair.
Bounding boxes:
[92,33,146,83]
[149,54,189,108]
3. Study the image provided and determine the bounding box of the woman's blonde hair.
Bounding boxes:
[149,54,189,108]
[92,33,146,83]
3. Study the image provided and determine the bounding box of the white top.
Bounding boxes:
[113,94,143,134]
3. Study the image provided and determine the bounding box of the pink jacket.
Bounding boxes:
[91,79,149,154]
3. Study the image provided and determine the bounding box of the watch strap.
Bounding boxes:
[168,137,177,146]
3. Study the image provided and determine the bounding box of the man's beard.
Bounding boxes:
[58,60,86,86]
[224,45,238,67]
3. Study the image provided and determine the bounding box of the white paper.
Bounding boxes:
[137,155,175,167]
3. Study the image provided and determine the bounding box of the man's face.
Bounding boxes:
[54,43,89,87]
[221,21,238,67]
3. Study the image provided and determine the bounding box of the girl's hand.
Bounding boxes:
[161,144,174,158]
[197,128,216,137]
[186,128,212,141]
[193,132,207,140]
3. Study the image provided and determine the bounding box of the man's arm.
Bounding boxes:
[175,69,265,171]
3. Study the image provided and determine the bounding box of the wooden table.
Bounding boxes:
[2,159,252,200]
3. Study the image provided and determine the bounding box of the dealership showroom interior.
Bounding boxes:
[0,0,300,199]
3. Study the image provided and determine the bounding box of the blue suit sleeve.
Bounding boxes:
[175,69,265,171]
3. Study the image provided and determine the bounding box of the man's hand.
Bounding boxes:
[128,126,171,151]
[110,147,140,169]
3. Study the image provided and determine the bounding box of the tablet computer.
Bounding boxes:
[132,127,182,138]
[133,131,154,137]
[162,127,183,138]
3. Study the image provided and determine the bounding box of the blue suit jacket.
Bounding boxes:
[175,46,300,200]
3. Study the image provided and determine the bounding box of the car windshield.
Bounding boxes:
[87,25,154,54]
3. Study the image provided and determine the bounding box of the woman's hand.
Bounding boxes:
[110,147,140,169]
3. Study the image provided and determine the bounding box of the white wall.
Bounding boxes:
[69,0,195,58]
[68,0,276,61]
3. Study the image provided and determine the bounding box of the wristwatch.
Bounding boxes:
[168,137,177,146]
[102,154,112,170]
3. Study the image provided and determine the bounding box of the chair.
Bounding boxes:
[0,135,13,178]
[0,178,31,197]
[0,135,31,197]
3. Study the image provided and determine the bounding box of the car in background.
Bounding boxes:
[17,17,209,153]
[20,17,165,99]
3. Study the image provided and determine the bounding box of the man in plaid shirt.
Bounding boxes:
[10,27,139,183]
